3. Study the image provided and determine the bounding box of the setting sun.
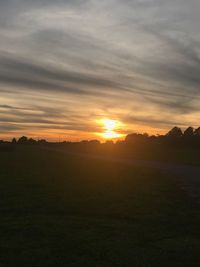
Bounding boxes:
[102,119,117,131]
[96,118,124,139]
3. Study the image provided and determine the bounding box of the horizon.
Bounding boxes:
[1,125,200,142]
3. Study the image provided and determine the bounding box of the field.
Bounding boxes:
[0,146,200,266]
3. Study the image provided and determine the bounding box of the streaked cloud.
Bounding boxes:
[0,0,200,140]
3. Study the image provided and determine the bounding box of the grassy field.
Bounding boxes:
[91,143,200,165]
[0,146,200,266]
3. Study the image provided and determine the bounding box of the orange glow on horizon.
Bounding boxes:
[96,118,125,140]
[101,131,122,139]
[0,118,169,142]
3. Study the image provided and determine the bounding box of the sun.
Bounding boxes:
[102,119,117,131]
[97,118,124,139]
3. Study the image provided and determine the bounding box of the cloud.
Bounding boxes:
[1,0,200,139]
[0,54,121,93]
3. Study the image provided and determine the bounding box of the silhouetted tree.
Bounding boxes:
[183,127,194,137]
[104,140,114,145]
[18,136,28,144]
[194,127,200,136]
[116,140,125,145]
[166,127,183,138]
[11,138,17,144]
[28,138,37,145]
[38,139,47,145]
[80,140,89,145]
[89,140,100,145]
[5,125,200,150]
[125,133,150,146]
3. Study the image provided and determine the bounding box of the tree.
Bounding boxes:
[183,127,194,137]
[11,138,17,144]
[18,136,28,144]
[38,139,47,145]
[125,133,150,145]
[166,127,183,138]
[194,127,200,136]
[28,138,37,145]
[89,140,100,145]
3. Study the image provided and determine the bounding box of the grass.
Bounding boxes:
[0,146,200,266]
[96,144,200,165]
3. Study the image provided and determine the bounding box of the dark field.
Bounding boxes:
[1,146,200,266]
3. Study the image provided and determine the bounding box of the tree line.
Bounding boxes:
[1,126,200,149]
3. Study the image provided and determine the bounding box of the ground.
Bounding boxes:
[0,146,200,266]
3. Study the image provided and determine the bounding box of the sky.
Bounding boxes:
[1,0,200,140]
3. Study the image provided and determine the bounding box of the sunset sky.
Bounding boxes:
[1,0,200,140]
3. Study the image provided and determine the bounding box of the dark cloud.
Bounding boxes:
[0,123,23,132]
[0,55,120,90]
[0,101,100,135]
[124,115,186,129]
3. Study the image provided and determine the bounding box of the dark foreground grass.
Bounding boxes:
[0,146,200,266]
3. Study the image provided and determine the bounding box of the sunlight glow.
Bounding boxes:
[101,131,122,139]
[97,118,124,140]
[102,119,117,131]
